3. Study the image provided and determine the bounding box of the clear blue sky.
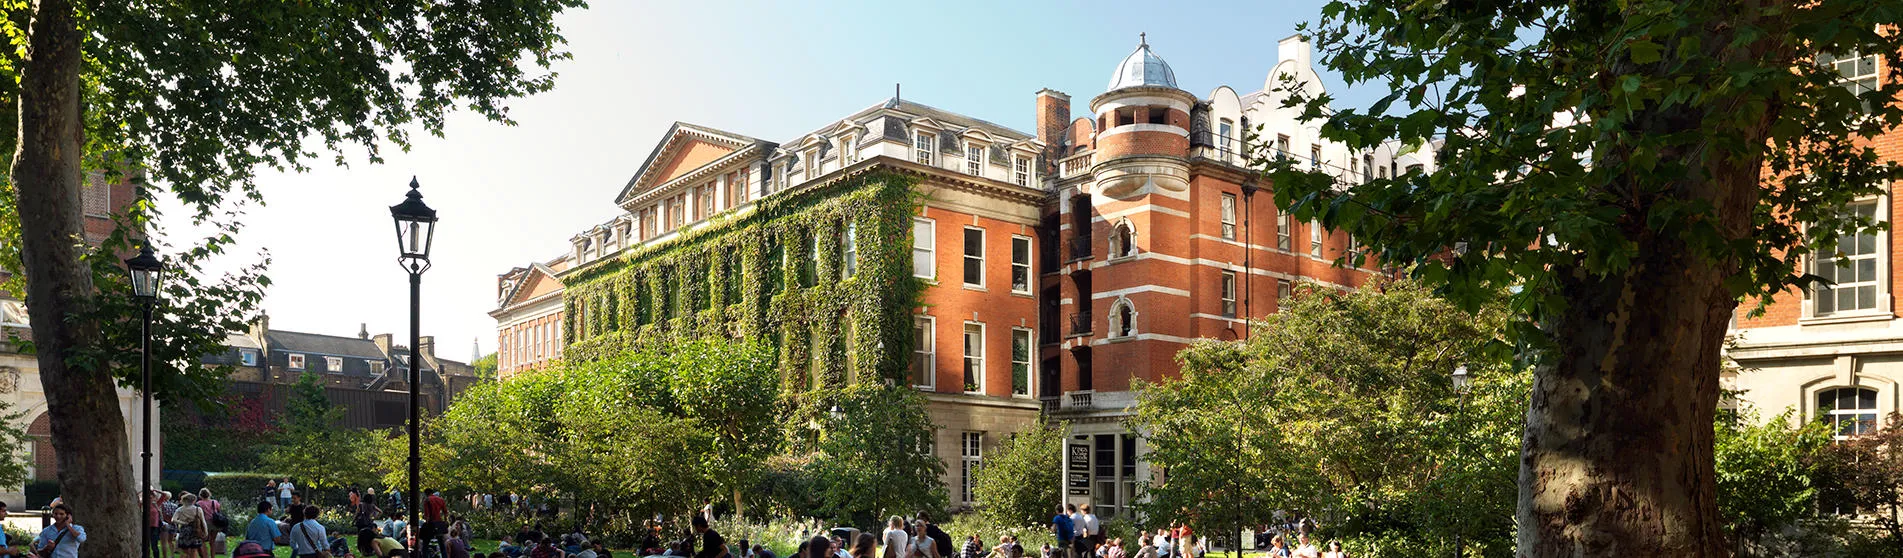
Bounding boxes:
[160,0,1378,361]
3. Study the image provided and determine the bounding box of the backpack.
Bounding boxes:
[234,541,273,558]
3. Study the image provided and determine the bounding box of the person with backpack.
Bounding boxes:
[33,504,86,558]
[199,489,229,557]
[291,505,331,558]
[174,493,212,558]
[1048,507,1075,558]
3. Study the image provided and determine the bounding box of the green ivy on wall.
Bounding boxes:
[562,170,926,411]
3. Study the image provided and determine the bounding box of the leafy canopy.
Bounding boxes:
[1270,0,1903,342]
[1132,280,1522,556]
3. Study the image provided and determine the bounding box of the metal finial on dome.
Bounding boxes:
[1140,32,1146,47]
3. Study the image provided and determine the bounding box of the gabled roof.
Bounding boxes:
[499,261,565,309]
[612,122,772,206]
[267,330,385,359]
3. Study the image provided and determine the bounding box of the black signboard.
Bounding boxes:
[1068,443,1090,472]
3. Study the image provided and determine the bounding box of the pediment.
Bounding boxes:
[614,123,761,206]
[501,264,565,308]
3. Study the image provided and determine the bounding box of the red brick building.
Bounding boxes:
[1727,48,1899,440]
[492,35,1429,514]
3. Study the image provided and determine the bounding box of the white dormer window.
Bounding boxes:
[1014,156,1030,186]
[915,132,936,165]
[806,149,821,180]
[240,350,259,367]
[967,144,985,175]
[288,353,305,370]
[325,356,343,372]
[838,138,856,165]
[370,360,386,376]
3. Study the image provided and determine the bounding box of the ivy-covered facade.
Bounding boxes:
[531,105,1053,507]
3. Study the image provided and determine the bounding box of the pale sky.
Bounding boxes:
[157,0,1373,362]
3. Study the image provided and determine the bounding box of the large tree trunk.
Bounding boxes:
[13,0,137,556]
[1517,122,1763,558]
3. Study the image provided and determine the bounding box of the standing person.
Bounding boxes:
[423,489,450,554]
[919,514,953,558]
[173,493,211,558]
[880,517,909,558]
[908,522,936,558]
[1149,531,1168,558]
[1048,507,1074,558]
[483,494,495,511]
[278,479,296,511]
[291,505,330,558]
[246,501,286,552]
[1078,506,1101,555]
[351,491,383,531]
[146,490,166,558]
[0,501,20,557]
[161,491,181,558]
[801,536,830,558]
[850,533,878,558]
[1066,506,1088,558]
[691,516,728,558]
[32,504,86,558]
[199,489,227,558]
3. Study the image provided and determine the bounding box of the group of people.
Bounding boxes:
[0,501,87,558]
[498,522,611,558]
[1045,505,1347,558]
[145,488,229,558]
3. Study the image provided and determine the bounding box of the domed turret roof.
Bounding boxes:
[1107,34,1178,91]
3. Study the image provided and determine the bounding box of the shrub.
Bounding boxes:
[205,472,280,505]
[941,512,1055,554]
[24,480,58,508]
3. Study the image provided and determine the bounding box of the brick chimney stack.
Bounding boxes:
[1036,89,1071,155]
[419,336,436,362]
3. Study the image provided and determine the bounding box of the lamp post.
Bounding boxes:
[124,244,163,558]
[390,178,437,551]
[1450,365,1473,558]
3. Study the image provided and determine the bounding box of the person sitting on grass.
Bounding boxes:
[531,536,564,558]
[358,527,408,558]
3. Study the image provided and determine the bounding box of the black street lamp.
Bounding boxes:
[124,244,163,558]
[1450,365,1473,558]
[390,178,437,551]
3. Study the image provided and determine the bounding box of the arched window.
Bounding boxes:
[1109,220,1137,259]
[1110,298,1137,338]
[1820,387,1879,439]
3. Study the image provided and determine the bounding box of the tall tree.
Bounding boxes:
[2,0,583,553]
[971,421,1065,530]
[1275,1,1903,554]
[665,340,781,516]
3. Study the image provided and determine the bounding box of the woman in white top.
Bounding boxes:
[881,517,909,558]
[910,521,936,558]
